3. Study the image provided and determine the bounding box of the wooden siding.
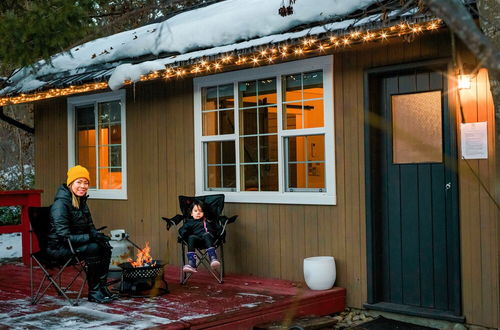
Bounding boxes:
[34,31,498,328]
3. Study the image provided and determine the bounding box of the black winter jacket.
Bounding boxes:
[178,217,222,241]
[48,184,96,249]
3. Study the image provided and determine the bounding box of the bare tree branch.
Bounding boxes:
[423,0,500,74]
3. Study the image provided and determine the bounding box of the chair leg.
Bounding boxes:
[31,257,85,306]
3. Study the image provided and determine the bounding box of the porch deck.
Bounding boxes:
[0,262,345,329]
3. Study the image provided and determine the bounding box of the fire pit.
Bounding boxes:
[117,241,168,297]
[118,260,168,297]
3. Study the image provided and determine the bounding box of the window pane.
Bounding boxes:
[308,163,325,189]
[78,146,96,185]
[109,146,122,167]
[259,106,277,134]
[77,128,96,148]
[241,164,258,191]
[98,101,121,145]
[221,141,236,164]
[97,101,122,190]
[219,110,234,134]
[239,81,257,107]
[258,78,277,105]
[283,102,303,130]
[207,166,236,189]
[207,166,221,188]
[283,74,302,102]
[87,167,97,188]
[259,135,278,162]
[222,166,236,188]
[260,164,278,191]
[76,105,94,128]
[205,141,236,190]
[99,168,122,189]
[286,135,325,190]
[75,105,96,187]
[203,87,217,110]
[240,136,258,163]
[303,71,323,99]
[110,125,121,144]
[218,84,234,109]
[203,111,218,136]
[307,135,325,161]
[303,99,323,128]
[206,141,235,164]
[239,108,258,135]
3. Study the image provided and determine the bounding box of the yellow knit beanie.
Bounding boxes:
[67,165,90,186]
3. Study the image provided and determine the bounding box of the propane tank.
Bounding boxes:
[109,229,134,270]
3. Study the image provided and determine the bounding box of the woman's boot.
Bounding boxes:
[87,259,113,303]
[99,273,119,300]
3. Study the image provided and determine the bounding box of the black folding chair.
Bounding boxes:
[29,206,87,306]
[162,194,237,284]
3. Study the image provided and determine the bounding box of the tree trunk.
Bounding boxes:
[477,0,500,204]
[424,0,500,204]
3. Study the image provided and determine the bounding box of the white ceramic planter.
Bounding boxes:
[303,256,336,290]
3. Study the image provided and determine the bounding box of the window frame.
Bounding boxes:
[194,56,335,205]
[67,90,128,200]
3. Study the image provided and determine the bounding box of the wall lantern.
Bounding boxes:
[458,74,472,89]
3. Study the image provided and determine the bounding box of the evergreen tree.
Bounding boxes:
[0,0,221,72]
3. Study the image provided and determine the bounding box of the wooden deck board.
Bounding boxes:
[0,263,345,329]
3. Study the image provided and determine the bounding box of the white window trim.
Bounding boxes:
[67,89,128,200]
[194,56,336,205]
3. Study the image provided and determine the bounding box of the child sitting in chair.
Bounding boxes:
[179,200,222,273]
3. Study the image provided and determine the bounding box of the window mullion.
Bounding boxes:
[219,141,224,188]
[305,136,309,189]
[94,101,100,189]
[234,82,241,192]
[277,73,284,194]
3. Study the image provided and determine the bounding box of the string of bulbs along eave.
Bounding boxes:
[0,19,443,107]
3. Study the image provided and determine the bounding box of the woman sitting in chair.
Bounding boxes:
[179,200,222,273]
[46,165,116,304]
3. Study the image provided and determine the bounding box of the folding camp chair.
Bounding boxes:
[162,194,237,284]
[29,206,87,306]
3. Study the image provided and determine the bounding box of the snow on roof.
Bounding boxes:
[1,0,382,96]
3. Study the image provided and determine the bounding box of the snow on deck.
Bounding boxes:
[0,263,346,329]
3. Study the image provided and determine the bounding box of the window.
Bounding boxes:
[67,90,127,199]
[194,56,335,204]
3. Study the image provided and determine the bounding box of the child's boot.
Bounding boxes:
[207,247,221,269]
[183,252,197,273]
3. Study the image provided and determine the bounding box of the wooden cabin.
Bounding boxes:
[0,1,497,328]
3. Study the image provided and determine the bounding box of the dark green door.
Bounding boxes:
[366,67,462,320]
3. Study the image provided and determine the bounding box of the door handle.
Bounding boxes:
[445,182,451,190]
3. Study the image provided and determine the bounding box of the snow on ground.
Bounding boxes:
[0,298,176,329]
[0,233,22,260]
[2,0,378,94]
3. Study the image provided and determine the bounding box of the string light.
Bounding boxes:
[0,19,444,106]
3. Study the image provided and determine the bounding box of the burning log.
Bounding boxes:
[127,241,157,268]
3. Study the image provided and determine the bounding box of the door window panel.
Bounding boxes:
[392,91,443,164]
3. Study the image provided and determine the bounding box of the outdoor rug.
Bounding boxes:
[349,316,434,330]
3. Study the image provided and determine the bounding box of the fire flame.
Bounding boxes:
[128,241,156,267]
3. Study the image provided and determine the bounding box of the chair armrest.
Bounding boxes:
[218,215,238,240]
[67,238,77,255]
[161,214,184,230]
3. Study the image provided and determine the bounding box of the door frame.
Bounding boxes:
[363,59,464,322]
